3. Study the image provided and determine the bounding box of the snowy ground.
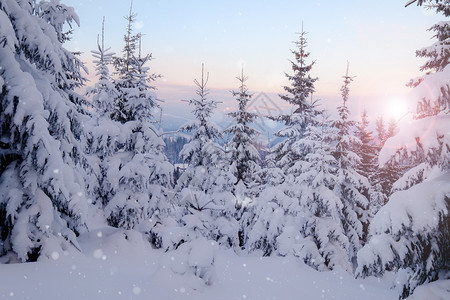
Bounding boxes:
[0,228,446,300]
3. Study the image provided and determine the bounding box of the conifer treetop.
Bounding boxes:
[225,67,261,186]
[88,17,117,117]
[188,64,218,131]
[280,25,318,113]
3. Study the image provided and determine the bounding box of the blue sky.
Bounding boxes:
[64,0,442,122]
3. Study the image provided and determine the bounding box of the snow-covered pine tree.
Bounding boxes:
[241,154,282,251]
[125,35,161,123]
[174,64,237,248]
[289,111,351,271]
[247,106,353,272]
[99,7,172,231]
[245,28,352,271]
[87,17,117,119]
[353,110,385,217]
[35,0,90,112]
[407,13,449,116]
[224,68,261,247]
[0,0,90,261]
[331,65,369,267]
[357,1,450,297]
[406,0,450,16]
[270,26,318,172]
[150,66,236,286]
[111,1,140,124]
[84,17,122,209]
[371,115,402,199]
[245,27,318,256]
[224,68,261,192]
[128,37,173,236]
[177,65,224,192]
[375,116,387,146]
[386,118,397,139]
[354,110,377,180]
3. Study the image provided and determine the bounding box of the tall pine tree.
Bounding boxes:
[357,1,450,297]
[101,6,172,230]
[331,65,369,267]
[175,65,238,248]
[354,110,377,181]
[112,1,141,123]
[353,111,386,217]
[0,0,90,261]
[372,116,402,198]
[225,68,261,190]
[84,18,121,207]
[270,26,318,173]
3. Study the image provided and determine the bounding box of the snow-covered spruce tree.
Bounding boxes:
[371,116,402,198]
[177,65,224,196]
[224,68,261,247]
[242,148,286,253]
[84,17,121,207]
[406,0,450,16]
[246,29,350,269]
[247,107,353,272]
[354,110,376,180]
[246,34,353,271]
[100,7,172,231]
[375,116,387,146]
[331,65,370,267]
[173,64,237,249]
[357,1,450,297]
[245,28,318,256]
[270,27,318,172]
[86,18,117,119]
[224,68,261,192]
[386,118,398,139]
[288,111,351,271]
[0,0,90,261]
[353,111,385,216]
[152,66,235,286]
[111,1,140,124]
[129,38,173,237]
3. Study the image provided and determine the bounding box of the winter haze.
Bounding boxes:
[0,1,449,300]
[64,0,442,124]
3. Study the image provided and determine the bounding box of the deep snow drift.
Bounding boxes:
[1,227,446,300]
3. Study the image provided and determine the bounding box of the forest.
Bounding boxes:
[0,0,449,299]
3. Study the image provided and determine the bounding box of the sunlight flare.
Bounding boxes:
[385,98,408,120]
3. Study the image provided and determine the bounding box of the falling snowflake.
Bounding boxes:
[132,285,141,295]
[93,249,104,259]
[51,252,60,260]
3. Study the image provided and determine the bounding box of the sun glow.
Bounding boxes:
[385,98,408,120]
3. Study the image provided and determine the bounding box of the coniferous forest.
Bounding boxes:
[0,0,449,299]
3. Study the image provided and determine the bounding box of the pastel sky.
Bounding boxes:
[64,0,442,122]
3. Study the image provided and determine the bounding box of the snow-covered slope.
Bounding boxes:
[0,227,399,300]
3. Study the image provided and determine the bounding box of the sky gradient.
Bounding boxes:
[64,0,442,122]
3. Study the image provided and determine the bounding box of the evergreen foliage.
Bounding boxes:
[174,65,238,248]
[0,0,90,261]
[331,65,370,265]
[354,110,377,181]
[358,2,450,297]
[225,69,261,188]
[2,2,449,297]
[84,17,121,206]
[270,27,319,172]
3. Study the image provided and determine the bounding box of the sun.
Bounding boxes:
[385,98,408,120]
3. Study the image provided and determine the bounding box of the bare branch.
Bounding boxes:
[405,0,417,8]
